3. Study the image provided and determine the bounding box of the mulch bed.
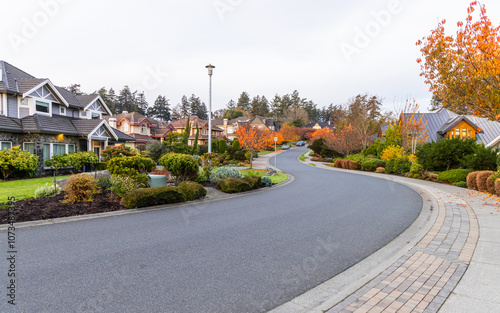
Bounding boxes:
[0,190,126,224]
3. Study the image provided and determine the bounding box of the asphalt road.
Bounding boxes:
[0,147,422,313]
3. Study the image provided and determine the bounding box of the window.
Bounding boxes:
[81,111,87,117]
[1,141,12,150]
[23,142,35,154]
[20,98,29,106]
[123,123,129,132]
[43,144,50,161]
[36,100,49,113]
[455,129,460,137]
[68,145,75,153]
[60,107,66,115]
[53,144,66,156]
[462,128,467,138]
[202,130,207,135]
[91,112,100,120]
[141,124,147,133]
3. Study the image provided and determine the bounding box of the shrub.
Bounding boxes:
[476,171,494,192]
[361,158,386,171]
[453,181,468,188]
[145,141,168,163]
[460,144,499,171]
[385,157,411,174]
[466,172,479,190]
[108,155,156,185]
[210,166,242,183]
[67,151,98,171]
[348,161,360,170]
[97,176,112,190]
[410,163,424,174]
[416,138,476,171]
[413,173,422,179]
[362,139,393,159]
[428,173,438,181]
[159,153,199,185]
[177,181,207,201]
[219,139,227,154]
[121,186,186,209]
[232,138,241,150]
[261,176,272,187]
[34,183,62,198]
[242,176,261,190]
[496,179,500,196]
[381,145,404,161]
[63,174,98,203]
[217,177,252,193]
[101,145,138,162]
[487,176,497,194]
[437,169,473,184]
[0,146,39,180]
[375,167,385,173]
[110,175,143,197]
[96,162,107,171]
[347,154,366,164]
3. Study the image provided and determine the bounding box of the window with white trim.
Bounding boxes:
[36,100,50,113]
[43,143,76,163]
[141,124,147,133]
[23,142,35,154]
[68,145,75,153]
[60,107,66,115]
[123,123,129,132]
[91,112,100,120]
[0,141,12,150]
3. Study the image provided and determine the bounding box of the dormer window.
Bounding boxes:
[36,100,49,113]
[20,98,29,106]
[141,124,147,133]
[123,123,129,132]
[60,107,65,115]
[91,113,100,120]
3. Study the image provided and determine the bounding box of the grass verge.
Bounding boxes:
[299,151,308,162]
[0,175,71,203]
[239,169,288,184]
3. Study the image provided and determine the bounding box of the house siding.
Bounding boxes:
[7,95,17,118]
[19,107,29,119]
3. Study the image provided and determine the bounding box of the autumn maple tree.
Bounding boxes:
[399,101,429,154]
[235,124,274,168]
[309,126,362,156]
[417,1,500,120]
[279,124,301,143]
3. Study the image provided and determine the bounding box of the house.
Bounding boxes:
[305,121,334,130]
[0,60,134,169]
[169,116,225,146]
[105,111,175,149]
[378,108,500,149]
[212,116,280,141]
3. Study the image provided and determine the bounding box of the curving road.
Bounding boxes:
[0,147,422,313]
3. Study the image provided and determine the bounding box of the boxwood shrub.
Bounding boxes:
[121,186,186,209]
[217,177,252,194]
[437,169,473,184]
[242,176,261,190]
[177,181,207,201]
[360,158,386,171]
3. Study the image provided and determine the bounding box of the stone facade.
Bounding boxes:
[0,132,82,172]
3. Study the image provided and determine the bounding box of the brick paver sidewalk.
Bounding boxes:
[326,186,479,313]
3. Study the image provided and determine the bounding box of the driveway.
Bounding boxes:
[0,147,422,312]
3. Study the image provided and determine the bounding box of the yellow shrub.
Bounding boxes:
[381,145,405,161]
[63,174,98,203]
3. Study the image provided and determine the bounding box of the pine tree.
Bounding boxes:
[182,116,191,145]
[180,96,190,119]
[147,95,171,121]
[135,92,149,115]
[192,122,199,155]
[237,92,251,111]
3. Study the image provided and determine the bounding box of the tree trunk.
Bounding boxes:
[249,150,253,169]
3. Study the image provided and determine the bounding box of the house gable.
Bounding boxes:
[22,79,69,107]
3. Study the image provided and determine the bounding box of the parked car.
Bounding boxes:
[281,144,290,150]
[296,141,305,146]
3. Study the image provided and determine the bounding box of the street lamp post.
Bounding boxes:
[206,64,215,153]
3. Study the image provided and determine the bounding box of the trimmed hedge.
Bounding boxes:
[242,176,261,190]
[385,157,411,174]
[107,155,156,185]
[496,179,500,196]
[476,171,494,192]
[159,153,199,185]
[467,172,478,190]
[437,169,473,184]
[361,158,386,171]
[217,177,252,194]
[177,181,207,201]
[452,181,468,188]
[334,159,360,170]
[487,176,496,194]
[121,186,186,209]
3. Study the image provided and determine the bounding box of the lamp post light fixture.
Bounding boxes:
[206,64,215,153]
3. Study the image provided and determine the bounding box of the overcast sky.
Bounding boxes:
[2,0,500,114]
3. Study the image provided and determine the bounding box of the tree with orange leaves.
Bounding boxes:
[309,127,335,144]
[235,124,274,168]
[279,124,301,143]
[325,125,362,156]
[417,1,500,120]
[399,101,429,154]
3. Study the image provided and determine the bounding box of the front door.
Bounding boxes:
[94,147,100,161]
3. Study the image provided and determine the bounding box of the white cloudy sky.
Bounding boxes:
[2,0,500,114]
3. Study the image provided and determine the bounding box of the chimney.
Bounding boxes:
[327,120,331,125]
[122,111,128,114]
[109,118,117,128]
[223,118,228,127]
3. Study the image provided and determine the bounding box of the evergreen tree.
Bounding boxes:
[237,92,251,111]
[192,122,199,155]
[135,92,148,115]
[98,87,116,114]
[180,95,190,118]
[117,86,136,113]
[182,116,191,145]
[189,94,208,120]
[226,99,236,110]
[250,95,269,116]
[67,84,84,95]
[147,95,171,121]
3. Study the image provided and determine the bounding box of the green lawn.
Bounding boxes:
[0,175,71,203]
[299,151,308,162]
[239,169,288,184]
